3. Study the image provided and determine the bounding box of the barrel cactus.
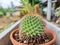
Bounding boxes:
[19,15,44,37]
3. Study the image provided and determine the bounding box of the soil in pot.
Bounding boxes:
[13,30,53,45]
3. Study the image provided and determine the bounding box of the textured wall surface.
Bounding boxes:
[0,25,18,45]
[0,32,12,45]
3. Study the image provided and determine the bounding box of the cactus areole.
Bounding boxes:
[19,15,44,37]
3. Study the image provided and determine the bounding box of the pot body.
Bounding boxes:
[10,27,56,45]
[46,22,60,45]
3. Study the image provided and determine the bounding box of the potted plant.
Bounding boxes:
[56,11,60,24]
[19,0,34,18]
[20,4,34,17]
[10,14,56,45]
[0,6,6,17]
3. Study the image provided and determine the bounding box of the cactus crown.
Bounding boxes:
[20,15,44,37]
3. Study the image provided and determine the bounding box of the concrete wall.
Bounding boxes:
[0,24,19,45]
[0,32,12,45]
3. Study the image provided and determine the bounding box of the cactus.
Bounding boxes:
[20,15,44,36]
[20,15,44,37]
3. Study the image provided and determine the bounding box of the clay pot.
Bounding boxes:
[10,27,56,45]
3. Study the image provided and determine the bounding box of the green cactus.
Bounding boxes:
[20,15,44,37]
